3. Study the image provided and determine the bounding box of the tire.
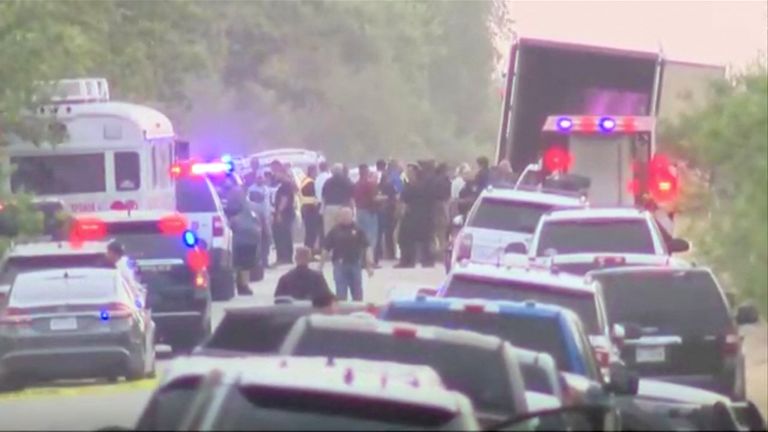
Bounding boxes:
[210,269,236,302]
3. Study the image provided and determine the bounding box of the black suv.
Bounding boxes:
[590,267,759,400]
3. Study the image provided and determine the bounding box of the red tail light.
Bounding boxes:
[170,163,184,178]
[70,217,107,247]
[593,346,611,368]
[101,302,134,320]
[194,273,207,290]
[187,249,210,272]
[722,333,741,356]
[213,215,224,237]
[158,213,188,235]
[455,232,473,261]
[648,154,678,202]
[594,256,626,266]
[543,147,572,173]
[392,326,418,338]
[0,307,32,326]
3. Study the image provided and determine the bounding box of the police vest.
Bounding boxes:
[299,177,320,206]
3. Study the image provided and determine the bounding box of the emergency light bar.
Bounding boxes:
[545,115,654,134]
[171,160,235,178]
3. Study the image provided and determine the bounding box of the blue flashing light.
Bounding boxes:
[556,117,573,131]
[182,230,198,248]
[599,117,616,132]
[135,299,143,309]
[100,310,110,321]
[221,154,232,163]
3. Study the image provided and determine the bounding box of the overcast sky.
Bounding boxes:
[507,0,767,69]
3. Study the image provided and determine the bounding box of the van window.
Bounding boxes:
[175,177,218,213]
[115,152,140,191]
[11,154,106,195]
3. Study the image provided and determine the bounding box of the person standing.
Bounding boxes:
[396,164,435,268]
[430,163,452,260]
[352,164,379,264]
[314,161,331,241]
[321,207,373,301]
[375,159,398,263]
[321,163,354,237]
[475,156,491,191]
[272,165,296,265]
[299,165,322,254]
[247,173,273,269]
[228,196,260,296]
[274,246,333,301]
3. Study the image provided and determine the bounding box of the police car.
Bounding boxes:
[136,356,478,431]
[506,208,690,275]
[450,187,586,269]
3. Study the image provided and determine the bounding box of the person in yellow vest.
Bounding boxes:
[300,165,322,255]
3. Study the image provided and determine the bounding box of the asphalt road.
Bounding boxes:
[0,263,765,431]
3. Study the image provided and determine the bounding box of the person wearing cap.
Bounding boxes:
[274,246,332,302]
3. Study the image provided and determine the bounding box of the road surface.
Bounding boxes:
[0,264,765,430]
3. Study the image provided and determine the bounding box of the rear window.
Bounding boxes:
[468,198,555,234]
[383,307,575,374]
[597,271,732,335]
[11,154,106,195]
[10,274,116,307]
[106,222,189,260]
[536,219,655,255]
[443,275,601,334]
[137,377,201,431]
[0,254,111,285]
[204,311,308,354]
[175,177,218,213]
[115,152,141,191]
[288,329,515,415]
[212,386,457,431]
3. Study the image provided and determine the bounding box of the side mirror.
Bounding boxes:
[505,242,528,255]
[736,304,759,326]
[619,322,643,340]
[668,238,690,254]
[451,215,464,227]
[605,363,639,395]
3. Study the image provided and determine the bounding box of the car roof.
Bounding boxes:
[542,207,650,221]
[13,267,117,285]
[301,314,505,351]
[7,241,110,257]
[587,265,711,281]
[451,262,593,293]
[478,188,584,207]
[76,210,179,223]
[387,297,576,321]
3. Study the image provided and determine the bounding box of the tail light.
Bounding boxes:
[70,217,107,246]
[99,302,134,320]
[455,232,473,261]
[593,346,611,368]
[187,249,210,272]
[722,333,741,356]
[0,307,32,326]
[158,213,188,236]
[594,256,626,267]
[543,147,571,173]
[213,215,224,237]
[194,273,207,289]
[392,326,418,338]
[649,154,678,203]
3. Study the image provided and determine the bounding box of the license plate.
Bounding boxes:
[636,346,666,363]
[50,317,77,331]
[140,265,171,272]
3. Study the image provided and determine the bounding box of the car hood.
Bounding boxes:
[637,379,731,405]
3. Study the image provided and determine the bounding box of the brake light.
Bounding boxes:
[187,248,210,272]
[722,333,740,356]
[455,232,473,261]
[170,164,184,178]
[99,302,134,320]
[593,346,611,368]
[158,213,188,236]
[70,217,106,246]
[392,326,417,338]
[464,304,485,313]
[0,307,32,325]
[194,273,207,289]
[213,215,224,237]
[543,147,571,173]
[648,154,678,203]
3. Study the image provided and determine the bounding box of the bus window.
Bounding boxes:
[152,146,159,188]
[115,152,140,191]
[11,154,106,195]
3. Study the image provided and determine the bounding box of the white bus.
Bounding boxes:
[2,79,177,213]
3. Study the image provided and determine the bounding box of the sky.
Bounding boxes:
[503,0,767,70]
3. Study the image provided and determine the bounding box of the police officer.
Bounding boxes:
[299,165,322,255]
[228,196,261,296]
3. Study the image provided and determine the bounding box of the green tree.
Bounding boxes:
[661,63,768,314]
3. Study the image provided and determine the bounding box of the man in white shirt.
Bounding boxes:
[314,161,332,203]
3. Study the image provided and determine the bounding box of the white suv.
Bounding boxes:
[507,208,690,276]
[451,188,586,267]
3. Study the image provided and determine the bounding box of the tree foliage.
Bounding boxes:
[661,64,768,314]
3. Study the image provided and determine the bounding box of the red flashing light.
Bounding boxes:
[170,163,184,178]
[543,147,572,173]
[578,116,597,132]
[464,304,485,313]
[158,213,188,236]
[194,273,207,289]
[187,248,210,272]
[648,154,678,203]
[392,326,418,338]
[70,217,107,244]
[621,117,637,133]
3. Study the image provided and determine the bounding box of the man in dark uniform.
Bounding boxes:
[272,165,296,265]
[274,246,332,301]
[396,164,435,268]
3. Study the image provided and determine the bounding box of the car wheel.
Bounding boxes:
[210,269,236,302]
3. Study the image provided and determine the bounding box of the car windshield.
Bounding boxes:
[136,377,202,431]
[536,219,655,255]
[10,154,106,195]
[210,386,458,431]
[105,222,191,260]
[382,307,576,374]
[175,177,219,213]
[443,275,601,334]
[468,198,555,234]
[10,274,115,307]
[287,329,516,415]
[0,254,110,285]
[597,271,732,335]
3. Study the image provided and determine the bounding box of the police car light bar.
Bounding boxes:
[190,161,234,175]
[548,116,646,133]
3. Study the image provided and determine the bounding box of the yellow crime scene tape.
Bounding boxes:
[0,374,160,401]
